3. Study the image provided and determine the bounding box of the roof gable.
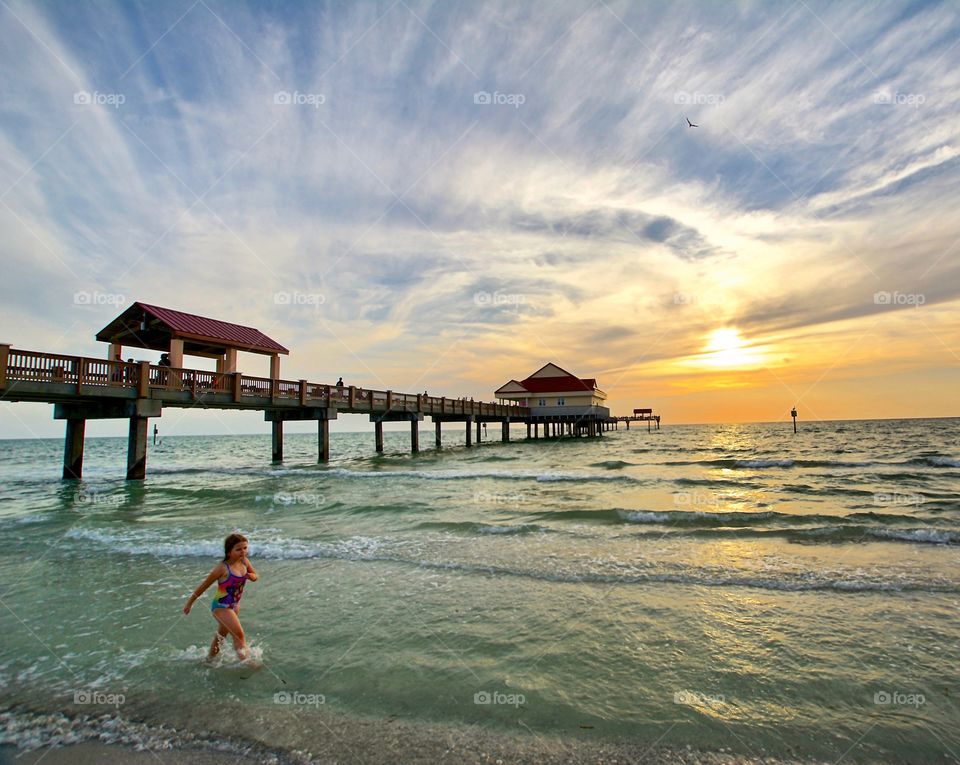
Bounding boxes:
[525,362,577,379]
[495,380,530,395]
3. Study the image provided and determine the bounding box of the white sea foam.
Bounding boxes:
[64,527,385,561]
[926,456,960,468]
[868,528,958,545]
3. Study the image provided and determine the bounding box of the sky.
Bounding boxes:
[1,0,959,438]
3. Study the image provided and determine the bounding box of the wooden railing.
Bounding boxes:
[0,345,530,417]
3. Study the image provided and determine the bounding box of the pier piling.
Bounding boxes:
[271,421,284,463]
[318,418,329,462]
[63,419,85,480]
[375,421,384,453]
[127,416,149,479]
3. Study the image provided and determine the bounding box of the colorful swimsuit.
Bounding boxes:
[211,562,247,611]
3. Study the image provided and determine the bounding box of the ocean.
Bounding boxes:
[1,418,958,762]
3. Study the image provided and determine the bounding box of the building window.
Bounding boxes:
[557,398,565,406]
[538,398,546,407]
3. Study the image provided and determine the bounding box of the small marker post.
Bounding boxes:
[790,406,798,433]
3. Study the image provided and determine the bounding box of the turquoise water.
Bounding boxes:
[1,419,958,761]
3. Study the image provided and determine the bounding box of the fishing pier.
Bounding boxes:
[0,303,659,480]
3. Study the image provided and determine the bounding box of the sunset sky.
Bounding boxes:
[1,0,958,437]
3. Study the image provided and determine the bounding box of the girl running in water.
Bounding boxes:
[183,533,258,660]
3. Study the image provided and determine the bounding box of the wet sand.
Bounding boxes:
[1,709,832,765]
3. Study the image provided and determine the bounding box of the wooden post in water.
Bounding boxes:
[502,420,509,442]
[127,416,149,479]
[465,417,472,447]
[476,419,482,443]
[271,421,284,463]
[791,406,798,433]
[435,420,442,448]
[410,420,419,453]
[63,419,85,480]
[375,421,384,453]
[318,418,329,462]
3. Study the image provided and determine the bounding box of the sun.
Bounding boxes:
[700,328,762,368]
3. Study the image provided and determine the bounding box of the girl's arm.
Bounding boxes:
[243,557,259,582]
[183,564,225,614]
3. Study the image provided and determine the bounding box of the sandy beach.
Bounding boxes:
[1,705,834,765]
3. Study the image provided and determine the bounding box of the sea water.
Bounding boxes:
[0,419,958,762]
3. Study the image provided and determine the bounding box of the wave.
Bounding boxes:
[414,521,551,535]
[400,560,957,593]
[64,527,385,561]
[624,525,959,546]
[588,460,635,470]
[912,456,960,468]
[664,455,959,470]
[534,507,928,528]
[663,458,873,469]
[323,467,642,483]
[49,525,960,593]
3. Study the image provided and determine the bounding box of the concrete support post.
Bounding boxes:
[410,420,419,453]
[272,420,284,463]
[318,418,330,462]
[435,420,442,449]
[526,422,531,439]
[476,419,482,443]
[465,418,473,447]
[127,416,149,480]
[375,421,384,453]
[502,420,509,442]
[63,419,85,480]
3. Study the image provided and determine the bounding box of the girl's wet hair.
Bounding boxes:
[223,533,248,560]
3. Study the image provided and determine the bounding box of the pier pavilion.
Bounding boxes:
[495,363,611,437]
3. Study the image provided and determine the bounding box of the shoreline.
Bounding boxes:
[0,705,837,765]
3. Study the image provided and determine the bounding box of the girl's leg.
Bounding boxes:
[213,608,248,660]
[208,621,229,658]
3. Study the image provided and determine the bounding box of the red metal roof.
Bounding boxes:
[518,375,596,393]
[138,302,288,354]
